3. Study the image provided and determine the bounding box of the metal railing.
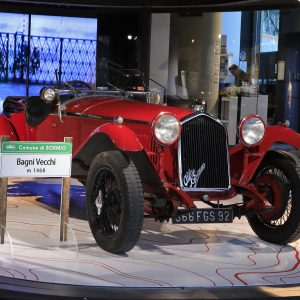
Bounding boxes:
[0,32,96,85]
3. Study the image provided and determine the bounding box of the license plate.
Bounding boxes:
[172,208,233,224]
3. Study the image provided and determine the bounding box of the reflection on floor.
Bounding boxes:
[1,177,300,287]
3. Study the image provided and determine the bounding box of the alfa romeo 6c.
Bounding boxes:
[2,80,300,253]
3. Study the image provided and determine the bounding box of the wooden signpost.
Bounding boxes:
[0,136,9,244]
[0,136,73,244]
[60,137,72,242]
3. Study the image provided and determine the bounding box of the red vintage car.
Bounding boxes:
[2,80,300,254]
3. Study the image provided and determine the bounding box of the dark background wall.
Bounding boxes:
[0,0,299,15]
[275,10,300,130]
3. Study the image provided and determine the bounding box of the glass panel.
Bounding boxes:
[149,13,170,104]
[258,11,279,125]
[97,14,144,91]
[220,11,241,78]
[0,226,14,269]
[29,15,97,95]
[150,8,300,137]
[273,8,300,131]
[49,222,79,259]
[153,11,261,144]
[260,10,280,53]
[0,13,29,110]
[165,13,223,113]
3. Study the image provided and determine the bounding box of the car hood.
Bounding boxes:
[65,95,193,123]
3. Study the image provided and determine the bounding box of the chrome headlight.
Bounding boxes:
[40,87,56,103]
[239,114,266,146]
[152,113,181,145]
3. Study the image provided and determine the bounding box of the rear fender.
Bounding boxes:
[230,125,300,185]
[0,116,18,140]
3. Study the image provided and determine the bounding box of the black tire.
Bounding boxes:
[247,155,300,244]
[86,151,144,253]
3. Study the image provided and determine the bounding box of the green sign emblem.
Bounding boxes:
[1,142,72,154]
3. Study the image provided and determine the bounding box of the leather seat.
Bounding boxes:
[3,96,25,118]
[25,96,53,127]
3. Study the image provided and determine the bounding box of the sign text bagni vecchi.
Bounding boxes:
[17,157,56,167]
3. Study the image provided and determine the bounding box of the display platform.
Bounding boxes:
[0,178,300,299]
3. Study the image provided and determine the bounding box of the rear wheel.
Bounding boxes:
[86,151,144,253]
[247,156,300,244]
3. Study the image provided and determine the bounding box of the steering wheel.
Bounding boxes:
[56,80,92,90]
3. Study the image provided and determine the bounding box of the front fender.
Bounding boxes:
[73,123,144,169]
[91,123,143,152]
[230,125,300,185]
[0,115,18,140]
[261,126,300,149]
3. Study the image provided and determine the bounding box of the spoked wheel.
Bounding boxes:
[94,168,122,236]
[86,151,144,253]
[248,156,300,244]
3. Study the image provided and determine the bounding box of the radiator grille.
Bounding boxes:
[178,113,230,191]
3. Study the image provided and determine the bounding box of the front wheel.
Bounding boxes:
[247,155,300,244]
[86,151,144,253]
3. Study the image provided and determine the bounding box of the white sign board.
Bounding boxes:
[0,142,72,178]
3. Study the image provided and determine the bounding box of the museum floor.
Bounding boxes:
[1,178,300,299]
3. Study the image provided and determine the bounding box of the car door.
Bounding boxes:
[26,101,80,150]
